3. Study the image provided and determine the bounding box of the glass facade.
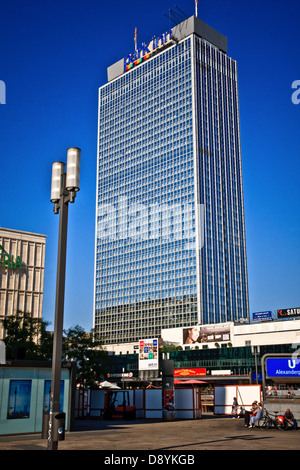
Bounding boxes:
[94,27,249,345]
[194,37,249,325]
[104,344,296,379]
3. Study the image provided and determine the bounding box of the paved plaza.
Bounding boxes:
[0,414,299,452]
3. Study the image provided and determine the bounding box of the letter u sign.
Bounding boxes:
[0,80,6,104]
[288,359,296,369]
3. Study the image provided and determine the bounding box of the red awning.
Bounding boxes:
[174,379,206,385]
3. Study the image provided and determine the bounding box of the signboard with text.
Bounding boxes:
[253,311,272,322]
[138,338,159,371]
[0,244,22,270]
[277,308,300,319]
[266,357,300,379]
[174,368,206,377]
[124,30,172,72]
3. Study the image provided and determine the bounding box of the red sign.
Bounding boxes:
[174,368,206,377]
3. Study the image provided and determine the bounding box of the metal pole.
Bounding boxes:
[48,174,69,450]
[255,350,258,384]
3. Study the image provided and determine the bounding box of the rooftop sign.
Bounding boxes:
[278,307,300,319]
[124,29,173,72]
[253,311,272,322]
[0,244,22,269]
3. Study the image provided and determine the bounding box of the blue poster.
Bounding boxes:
[7,380,32,419]
[43,380,64,412]
[266,358,300,378]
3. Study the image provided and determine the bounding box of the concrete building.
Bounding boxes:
[94,15,249,347]
[0,227,46,339]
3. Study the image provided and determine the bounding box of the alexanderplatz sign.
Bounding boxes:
[266,358,300,379]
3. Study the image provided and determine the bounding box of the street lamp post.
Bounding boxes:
[251,345,261,384]
[47,147,81,450]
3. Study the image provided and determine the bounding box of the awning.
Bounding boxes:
[174,379,206,385]
[99,381,121,389]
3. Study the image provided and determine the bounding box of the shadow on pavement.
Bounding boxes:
[72,413,233,432]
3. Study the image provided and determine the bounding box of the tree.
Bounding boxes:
[1,314,108,388]
[62,324,108,389]
[160,344,183,352]
[1,311,53,360]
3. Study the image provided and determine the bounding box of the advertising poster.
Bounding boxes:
[138,338,159,371]
[162,389,175,420]
[43,380,65,412]
[182,323,231,345]
[7,380,32,419]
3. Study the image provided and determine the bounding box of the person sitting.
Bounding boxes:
[283,409,297,429]
[249,403,263,428]
[244,401,258,427]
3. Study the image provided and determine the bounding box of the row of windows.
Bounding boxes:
[195,36,248,322]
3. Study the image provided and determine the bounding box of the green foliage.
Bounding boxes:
[160,344,183,352]
[1,314,108,389]
[1,311,52,360]
[63,324,108,389]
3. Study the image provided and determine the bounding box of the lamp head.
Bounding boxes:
[50,161,65,202]
[66,147,81,192]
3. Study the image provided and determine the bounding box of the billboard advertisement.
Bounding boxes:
[182,323,231,345]
[253,311,272,322]
[266,357,300,379]
[277,307,300,319]
[138,338,159,371]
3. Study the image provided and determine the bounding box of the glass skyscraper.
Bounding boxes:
[94,16,249,345]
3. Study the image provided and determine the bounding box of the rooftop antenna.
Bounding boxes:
[174,5,188,19]
[169,8,184,24]
[195,0,198,17]
[163,11,179,27]
[134,27,137,51]
[163,6,188,28]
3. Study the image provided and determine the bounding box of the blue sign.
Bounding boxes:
[266,358,300,378]
[252,373,262,382]
[253,311,272,322]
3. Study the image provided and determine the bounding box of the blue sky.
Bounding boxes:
[0,0,299,332]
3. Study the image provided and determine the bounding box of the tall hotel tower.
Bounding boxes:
[94,16,249,345]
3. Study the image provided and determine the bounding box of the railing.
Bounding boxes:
[265,390,300,399]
